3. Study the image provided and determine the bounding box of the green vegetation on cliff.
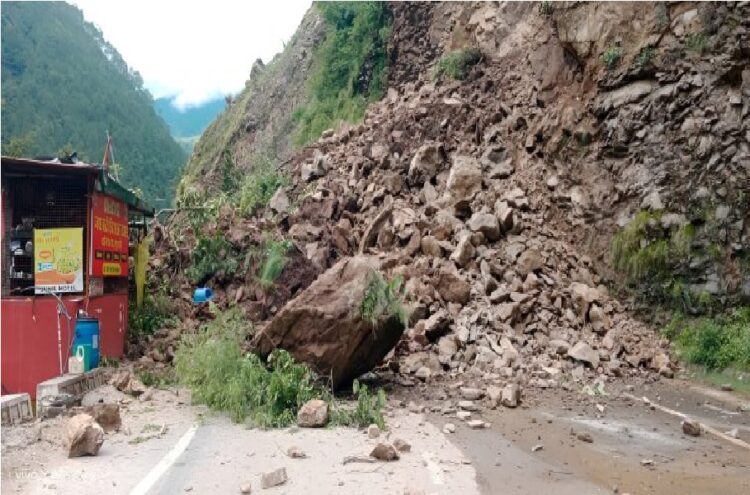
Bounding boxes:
[293,2,391,145]
[1,2,186,208]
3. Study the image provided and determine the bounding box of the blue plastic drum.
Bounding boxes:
[74,317,100,370]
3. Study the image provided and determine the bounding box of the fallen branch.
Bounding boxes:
[623,393,750,451]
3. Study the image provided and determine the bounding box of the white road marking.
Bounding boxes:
[130,424,198,495]
[422,452,445,485]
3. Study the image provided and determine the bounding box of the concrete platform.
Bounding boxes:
[35,368,106,415]
[1,393,33,425]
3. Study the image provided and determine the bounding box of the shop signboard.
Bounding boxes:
[90,193,128,277]
[33,228,84,294]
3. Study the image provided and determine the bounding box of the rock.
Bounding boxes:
[549,339,571,355]
[570,282,601,319]
[415,366,431,381]
[367,424,381,439]
[421,236,443,257]
[297,399,329,427]
[393,438,411,452]
[517,249,544,275]
[269,188,290,214]
[301,155,325,182]
[437,335,459,362]
[109,370,131,391]
[261,468,288,489]
[321,128,334,139]
[456,411,472,421]
[240,482,252,493]
[501,384,521,408]
[286,446,307,459]
[458,400,480,412]
[409,143,446,183]
[443,423,456,434]
[568,341,600,368]
[65,414,104,458]
[496,302,520,323]
[466,419,488,429]
[650,352,670,371]
[531,444,544,452]
[450,234,476,267]
[720,384,734,392]
[486,386,502,406]
[467,212,500,241]
[83,403,121,432]
[576,432,594,443]
[682,418,701,437]
[495,201,514,232]
[460,387,484,400]
[251,256,406,389]
[435,269,471,305]
[370,443,399,461]
[446,156,483,203]
[588,304,610,333]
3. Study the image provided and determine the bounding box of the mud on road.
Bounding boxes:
[443,379,750,495]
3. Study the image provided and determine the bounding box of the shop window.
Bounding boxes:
[2,175,88,296]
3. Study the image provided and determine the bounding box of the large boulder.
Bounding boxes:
[250,256,407,389]
[65,413,104,458]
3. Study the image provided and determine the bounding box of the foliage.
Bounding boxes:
[432,48,482,81]
[0,2,186,209]
[685,32,707,54]
[666,308,750,371]
[539,1,553,16]
[611,211,702,311]
[237,157,288,216]
[174,308,322,426]
[602,46,622,69]
[138,368,176,388]
[360,271,410,327]
[258,238,292,289]
[294,2,391,145]
[636,46,655,66]
[186,233,239,284]
[128,293,178,349]
[331,379,386,429]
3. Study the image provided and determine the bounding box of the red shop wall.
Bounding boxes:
[1,294,127,397]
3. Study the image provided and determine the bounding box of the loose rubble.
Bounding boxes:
[65,414,104,458]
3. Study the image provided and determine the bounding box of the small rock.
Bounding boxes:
[567,341,600,368]
[501,384,521,408]
[456,411,472,421]
[393,438,411,453]
[576,432,594,443]
[286,446,306,459]
[65,413,104,458]
[83,403,121,432]
[261,468,288,489]
[240,482,252,494]
[531,444,544,452]
[367,424,381,439]
[297,399,329,427]
[370,443,399,461]
[414,366,431,381]
[682,418,701,437]
[443,423,456,434]
[720,383,733,392]
[458,400,480,412]
[725,428,739,439]
[466,419,488,429]
[460,387,484,400]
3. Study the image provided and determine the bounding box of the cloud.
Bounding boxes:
[72,0,311,108]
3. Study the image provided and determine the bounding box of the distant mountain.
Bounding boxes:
[1,1,186,208]
[154,96,225,139]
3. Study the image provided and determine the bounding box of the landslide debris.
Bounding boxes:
[147,2,749,398]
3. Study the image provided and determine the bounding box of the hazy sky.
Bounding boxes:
[72,0,311,110]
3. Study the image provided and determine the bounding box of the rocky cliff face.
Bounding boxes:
[152,2,749,387]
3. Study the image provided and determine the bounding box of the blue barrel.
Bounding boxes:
[193,287,213,303]
[74,317,100,370]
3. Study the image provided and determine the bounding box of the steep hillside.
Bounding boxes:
[149,2,749,387]
[1,1,186,208]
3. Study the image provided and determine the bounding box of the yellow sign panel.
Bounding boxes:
[34,228,84,294]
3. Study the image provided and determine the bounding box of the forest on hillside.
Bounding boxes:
[1,1,186,208]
